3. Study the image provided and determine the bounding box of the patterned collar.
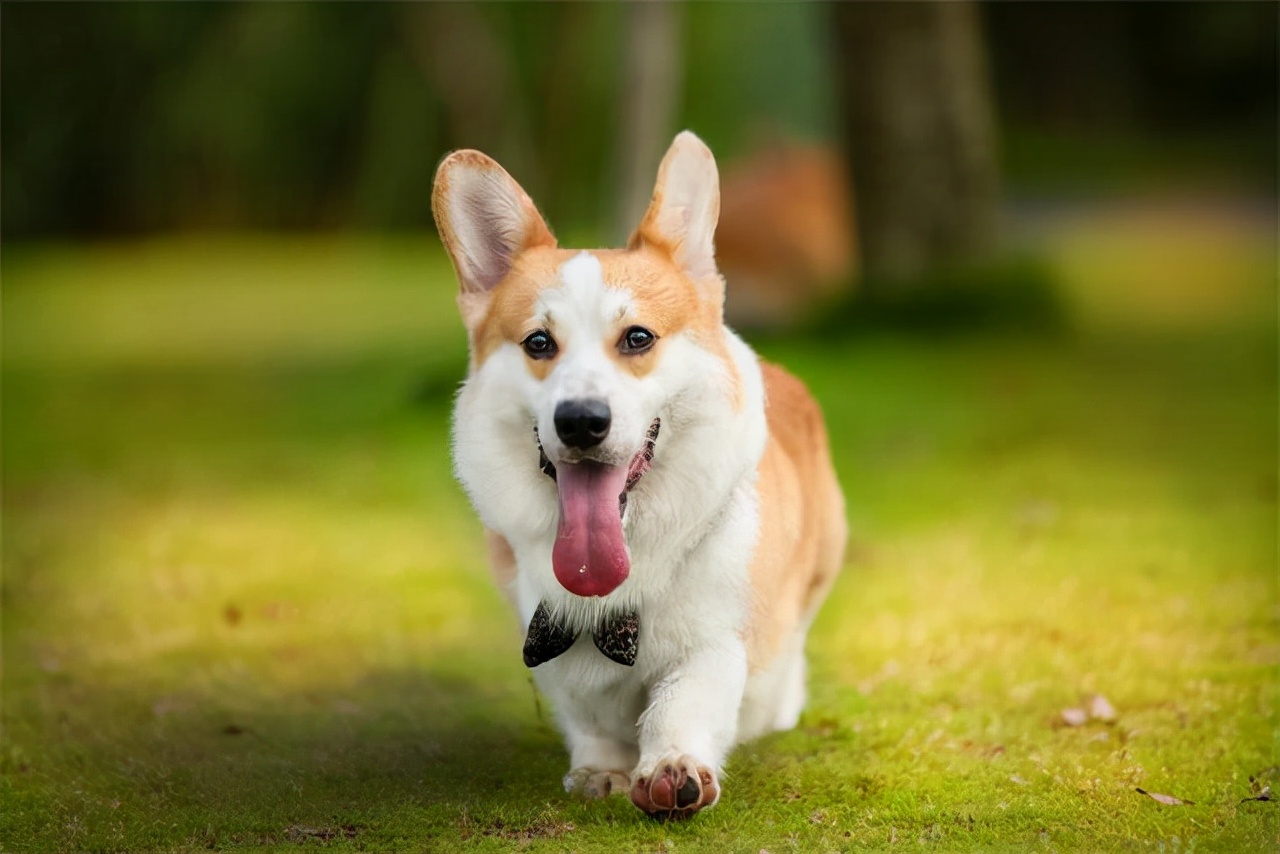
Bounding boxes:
[523,601,639,667]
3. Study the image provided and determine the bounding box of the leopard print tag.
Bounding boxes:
[592,610,640,667]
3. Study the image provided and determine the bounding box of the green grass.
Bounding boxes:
[2,228,1277,852]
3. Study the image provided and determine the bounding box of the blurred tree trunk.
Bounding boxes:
[402,3,534,187]
[612,1,684,242]
[831,2,1000,288]
[537,2,598,228]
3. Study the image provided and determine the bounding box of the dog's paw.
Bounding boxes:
[563,767,631,799]
[629,755,719,819]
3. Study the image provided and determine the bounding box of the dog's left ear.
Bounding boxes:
[432,150,556,308]
[630,131,721,284]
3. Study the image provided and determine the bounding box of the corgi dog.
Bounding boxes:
[432,131,846,819]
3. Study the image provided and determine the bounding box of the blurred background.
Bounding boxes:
[4,2,1274,253]
[2,4,1277,849]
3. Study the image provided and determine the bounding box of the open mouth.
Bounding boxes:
[537,418,660,515]
[536,418,660,598]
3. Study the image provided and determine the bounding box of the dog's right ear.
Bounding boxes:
[432,151,556,304]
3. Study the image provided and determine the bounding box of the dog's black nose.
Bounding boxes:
[554,399,611,449]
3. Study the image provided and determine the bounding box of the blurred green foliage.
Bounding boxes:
[2,2,1274,238]
[1,2,836,237]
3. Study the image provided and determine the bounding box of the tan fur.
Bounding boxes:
[470,245,564,373]
[744,362,847,671]
[593,246,736,391]
[467,242,741,398]
[486,531,518,592]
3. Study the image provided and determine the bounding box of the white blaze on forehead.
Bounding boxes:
[537,252,633,331]
[534,252,634,404]
[560,251,605,295]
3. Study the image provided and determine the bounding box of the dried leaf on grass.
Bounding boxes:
[285,824,358,842]
[1060,708,1088,727]
[480,816,575,842]
[805,717,841,738]
[1135,787,1194,806]
[1241,776,1274,804]
[1060,693,1117,727]
[1087,694,1117,723]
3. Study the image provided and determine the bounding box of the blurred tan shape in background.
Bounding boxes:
[717,142,858,331]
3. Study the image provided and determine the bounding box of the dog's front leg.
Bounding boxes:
[561,729,638,799]
[630,642,747,818]
[534,658,646,800]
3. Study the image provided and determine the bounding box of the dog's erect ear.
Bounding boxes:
[630,131,720,282]
[432,151,556,297]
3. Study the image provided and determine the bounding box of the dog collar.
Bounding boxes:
[523,601,639,667]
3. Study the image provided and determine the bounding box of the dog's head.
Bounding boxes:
[433,132,738,599]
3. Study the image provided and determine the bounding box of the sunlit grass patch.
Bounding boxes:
[2,234,1277,851]
[2,234,465,371]
[1040,197,1276,333]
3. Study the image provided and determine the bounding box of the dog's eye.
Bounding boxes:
[620,326,657,355]
[522,330,557,360]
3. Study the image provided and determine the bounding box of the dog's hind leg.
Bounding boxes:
[737,623,810,742]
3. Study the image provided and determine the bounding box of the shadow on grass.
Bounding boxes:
[6,656,597,849]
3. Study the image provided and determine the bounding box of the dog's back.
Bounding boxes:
[747,362,846,669]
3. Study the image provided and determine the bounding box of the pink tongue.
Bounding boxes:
[552,462,630,597]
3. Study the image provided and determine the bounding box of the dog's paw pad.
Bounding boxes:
[676,775,701,808]
[630,756,719,819]
[564,768,630,799]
